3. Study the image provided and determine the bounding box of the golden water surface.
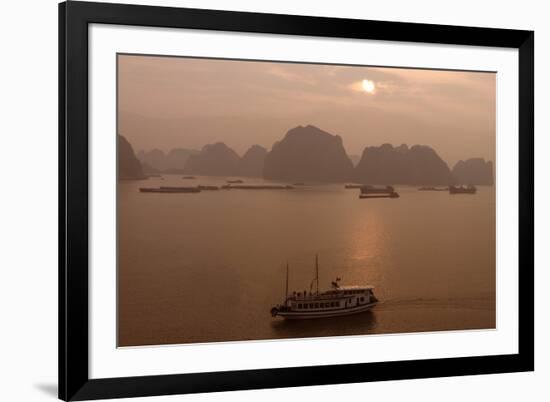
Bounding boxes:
[118,175,495,346]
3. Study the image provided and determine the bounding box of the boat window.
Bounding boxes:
[309,303,314,308]
[298,304,302,308]
[360,297,364,302]
[314,303,319,308]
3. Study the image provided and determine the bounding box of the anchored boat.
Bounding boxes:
[270,256,378,319]
[139,186,200,193]
[418,186,448,191]
[449,185,477,194]
[359,185,399,199]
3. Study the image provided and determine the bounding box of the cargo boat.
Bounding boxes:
[449,185,477,194]
[270,256,378,319]
[139,186,201,193]
[221,184,294,190]
[359,193,399,199]
[359,185,399,199]
[418,186,448,191]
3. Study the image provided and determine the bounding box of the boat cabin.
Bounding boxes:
[285,286,376,311]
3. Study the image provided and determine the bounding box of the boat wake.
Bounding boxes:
[376,296,495,311]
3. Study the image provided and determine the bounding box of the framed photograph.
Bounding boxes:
[59,1,534,400]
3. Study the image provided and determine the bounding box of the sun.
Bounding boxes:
[361,79,376,94]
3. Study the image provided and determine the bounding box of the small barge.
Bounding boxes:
[359,185,399,199]
[449,185,477,194]
[221,184,294,190]
[419,186,448,191]
[360,193,399,199]
[139,186,201,193]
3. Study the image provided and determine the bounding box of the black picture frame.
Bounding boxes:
[59,1,534,400]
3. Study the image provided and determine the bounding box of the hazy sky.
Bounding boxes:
[118,54,496,167]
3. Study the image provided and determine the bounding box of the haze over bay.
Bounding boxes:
[117,55,496,346]
[118,55,495,168]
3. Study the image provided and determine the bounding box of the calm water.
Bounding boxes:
[118,175,495,346]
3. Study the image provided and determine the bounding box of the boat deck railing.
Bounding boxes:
[288,292,370,302]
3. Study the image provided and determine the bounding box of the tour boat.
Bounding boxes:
[270,256,378,319]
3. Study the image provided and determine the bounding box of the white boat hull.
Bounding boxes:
[275,302,377,319]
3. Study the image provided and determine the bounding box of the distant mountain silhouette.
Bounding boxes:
[263,125,354,182]
[137,148,199,172]
[239,145,268,177]
[119,135,146,180]
[137,149,166,170]
[349,154,361,167]
[452,158,494,185]
[129,125,491,185]
[165,148,200,170]
[354,143,454,185]
[141,161,160,175]
[183,142,241,176]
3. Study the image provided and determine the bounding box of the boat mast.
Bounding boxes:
[315,254,319,295]
[285,263,289,306]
